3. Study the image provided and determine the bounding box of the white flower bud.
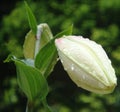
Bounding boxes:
[55,35,117,94]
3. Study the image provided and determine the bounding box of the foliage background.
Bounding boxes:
[0,0,120,112]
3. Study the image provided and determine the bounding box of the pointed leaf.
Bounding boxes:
[35,39,58,78]
[35,24,73,78]
[54,24,73,38]
[24,1,37,34]
[5,55,49,101]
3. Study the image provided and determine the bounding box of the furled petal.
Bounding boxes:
[55,35,117,94]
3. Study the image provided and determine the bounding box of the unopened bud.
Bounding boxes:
[55,35,117,94]
[23,23,53,59]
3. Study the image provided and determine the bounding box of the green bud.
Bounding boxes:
[23,23,53,59]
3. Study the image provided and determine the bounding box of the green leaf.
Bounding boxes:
[5,55,49,101]
[35,24,73,78]
[54,24,73,38]
[24,1,37,34]
[4,54,16,63]
[35,39,58,78]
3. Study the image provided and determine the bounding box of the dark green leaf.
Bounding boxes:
[35,24,73,78]
[35,39,58,78]
[15,60,48,101]
[5,55,49,101]
[24,1,37,34]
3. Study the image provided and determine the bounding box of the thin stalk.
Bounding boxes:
[42,98,53,112]
[26,100,34,112]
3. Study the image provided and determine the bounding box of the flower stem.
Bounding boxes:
[42,98,53,112]
[26,100,34,112]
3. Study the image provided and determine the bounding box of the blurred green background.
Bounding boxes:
[0,0,120,112]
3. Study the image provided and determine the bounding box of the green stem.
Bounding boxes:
[26,100,34,112]
[42,98,53,112]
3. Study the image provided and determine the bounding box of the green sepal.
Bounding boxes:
[24,1,37,34]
